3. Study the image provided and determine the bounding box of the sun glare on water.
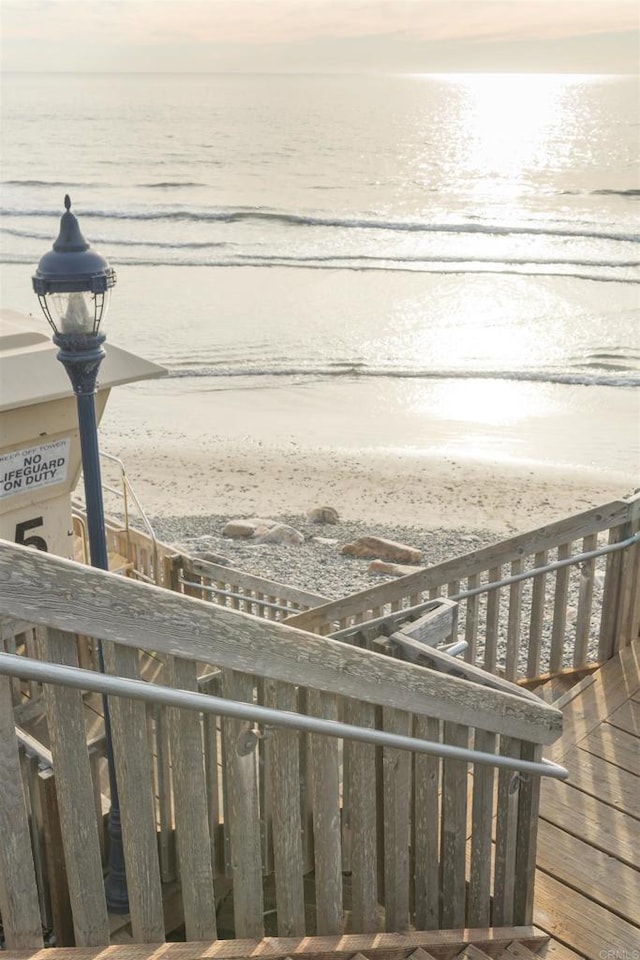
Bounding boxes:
[440,73,585,198]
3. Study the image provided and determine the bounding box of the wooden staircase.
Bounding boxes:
[1,929,551,960]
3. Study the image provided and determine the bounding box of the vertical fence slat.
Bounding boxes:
[439,721,469,929]
[222,669,265,937]
[381,707,412,932]
[200,672,223,875]
[345,698,378,932]
[493,735,521,926]
[40,628,109,946]
[298,688,316,875]
[464,573,479,664]
[167,655,217,940]
[599,525,625,661]
[484,567,502,673]
[153,702,176,882]
[574,533,598,667]
[264,679,306,936]
[103,640,165,943]
[550,542,571,672]
[413,716,440,930]
[308,689,343,934]
[0,674,43,949]
[38,767,74,946]
[467,728,497,927]
[505,559,524,681]
[514,742,543,925]
[527,550,548,677]
[616,502,640,648]
[24,753,51,932]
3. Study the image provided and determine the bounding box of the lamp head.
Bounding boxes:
[32,195,116,336]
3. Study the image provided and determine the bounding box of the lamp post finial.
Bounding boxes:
[64,194,71,211]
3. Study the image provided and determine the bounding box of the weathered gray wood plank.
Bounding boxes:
[484,566,502,674]
[467,728,497,927]
[527,550,548,677]
[550,543,571,673]
[413,715,440,930]
[345,698,378,932]
[493,736,522,926]
[0,675,43,949]
[39,628,109,946]
[439,722,469,929]
[513,742,542,925]
[573,533,597,668]
[222,670,264,937]
[505,559,524,681]
[0,541,562,744]
[103,641,165,943]
[308,689,343,935]
[264,679,306,937]
[381,707,412,933]
[167,656,217,940]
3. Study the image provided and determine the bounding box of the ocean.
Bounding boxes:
[1,72,639,479]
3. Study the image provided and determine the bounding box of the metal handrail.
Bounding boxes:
[75,451,161,583]
[98,452,158,546]
[453,531,640,601]
[0,652,568,780]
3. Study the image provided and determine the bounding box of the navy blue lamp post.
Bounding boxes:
[32,196,129,914]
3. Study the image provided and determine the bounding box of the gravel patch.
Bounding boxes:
[150,513,497,600]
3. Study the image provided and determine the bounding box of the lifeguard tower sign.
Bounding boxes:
[1,438,70,498]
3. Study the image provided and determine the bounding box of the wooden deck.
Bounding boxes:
[533,640,640,959]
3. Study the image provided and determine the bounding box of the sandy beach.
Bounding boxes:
[99,378,638,537]
[99,435,635,538]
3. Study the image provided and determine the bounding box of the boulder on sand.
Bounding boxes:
[369,559,424,577]
[307,506,340,524]
[254,523,304,546]
[222,518,304,546]
[342,536,422,564]
[223,518,274,539]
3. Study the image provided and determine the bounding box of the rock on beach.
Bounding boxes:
[342,536,422,564]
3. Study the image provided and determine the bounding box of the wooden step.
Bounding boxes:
[1,929,550,960]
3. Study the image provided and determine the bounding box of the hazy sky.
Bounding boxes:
[1,0,638,74]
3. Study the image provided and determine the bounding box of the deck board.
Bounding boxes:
[606,697,640,736]
[579,722,640,774]
[534,872,640,959]
[562,746,640,816]
[534,640,640,960]
[536,820,640,924]
[539,780,639,868]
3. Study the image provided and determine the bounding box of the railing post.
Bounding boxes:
[599,494,640,659]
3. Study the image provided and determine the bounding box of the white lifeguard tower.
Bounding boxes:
[0,308,165,559]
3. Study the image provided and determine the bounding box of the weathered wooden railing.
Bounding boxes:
[286,494,640,681]
[172,554,331,618]
[0,540,562,949]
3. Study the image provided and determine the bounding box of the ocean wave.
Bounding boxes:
[2,205,638,244]
[1,179,100,188]
[163,364,640,389]
[1,227,635,271]
[2,248,636,284]
[592,189,640,198]
[0,225,230,250]
[139,182,204,188]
